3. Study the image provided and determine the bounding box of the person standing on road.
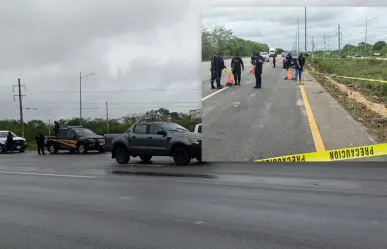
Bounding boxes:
[219,53,227,78]
[52,121,60,136]
[285,52,292,70]
[35,131,46,155]
[210,52,223,89]
[295,53,308,84]
[6,131,13,153]
[253,52,264,89]
[272,54,276,68]
[231,53,244,85]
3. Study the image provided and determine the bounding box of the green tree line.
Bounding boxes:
[202,25,273,61]
[0,108,201,144]
[312,41,387,58]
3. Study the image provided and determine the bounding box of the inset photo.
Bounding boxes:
[201,7,387,162]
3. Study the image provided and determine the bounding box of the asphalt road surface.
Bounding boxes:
[1,153,387,248]
[202,57,387,162]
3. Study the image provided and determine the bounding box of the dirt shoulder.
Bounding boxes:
[305,61,387,143]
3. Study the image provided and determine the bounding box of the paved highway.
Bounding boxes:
[0,153,387,248]
[202,58,387,162]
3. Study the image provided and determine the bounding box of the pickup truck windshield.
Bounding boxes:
[72,128,96,136]
[161,123,189,132]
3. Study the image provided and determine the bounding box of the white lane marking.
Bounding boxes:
[232,101,240,107]
[0,170,98,179]
[194,221,204,224]
[202,86,229,101]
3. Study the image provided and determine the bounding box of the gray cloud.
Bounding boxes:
[0,0,202,121]
[202,6,387,52]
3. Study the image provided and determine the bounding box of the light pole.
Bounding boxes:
[79,72,96,125]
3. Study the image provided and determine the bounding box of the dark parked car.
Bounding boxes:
[283,51,299,69]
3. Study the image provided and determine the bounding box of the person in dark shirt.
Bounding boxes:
[253,52,264,89]
[219,53,227,78]
[210,52,224,89]
[295,53,308,84]
[52,121,60,136]
[272,54,276,68]
[35,131,45,155]
[285,52,292,70]
[6,131,13,153]
[231,53,244,85]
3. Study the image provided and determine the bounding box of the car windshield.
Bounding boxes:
[0,131,17,137]
[161,123,189,132]
[260,52,268,55]
[72,128,96,136]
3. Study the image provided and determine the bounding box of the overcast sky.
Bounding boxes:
[0,0,202,121]
[1,1,385,122]
[202,7,387,52]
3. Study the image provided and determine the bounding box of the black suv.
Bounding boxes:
[45,126,104,154]
[283,51,299,69]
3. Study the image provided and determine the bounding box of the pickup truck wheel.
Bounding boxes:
[140,155,152,163]
[173,147,191,166]
[115,146,130,164]
[0,145,4,153]
[48,143,57,154]
[77,143,87,154]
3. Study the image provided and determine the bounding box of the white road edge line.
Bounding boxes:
[0,170,98,179]
[202,86,229,101]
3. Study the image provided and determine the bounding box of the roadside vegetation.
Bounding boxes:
[202,25,285,61]
[305,41,387,142]
[0,108,201,149]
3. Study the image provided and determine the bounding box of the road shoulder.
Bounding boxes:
[302,70,380,151]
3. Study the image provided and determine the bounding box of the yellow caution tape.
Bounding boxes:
[307,66,387,84]
[255,143,387,162]
[331,75,387,84]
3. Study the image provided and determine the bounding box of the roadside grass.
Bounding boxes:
[308,57,387,104]
[306,62,387,143]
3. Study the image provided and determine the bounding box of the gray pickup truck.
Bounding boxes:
[104,122,202,166]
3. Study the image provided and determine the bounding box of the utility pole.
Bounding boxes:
[105,101,109,133]
[337,24,341,52]
[79,72,96,125]
[305,7,307,52]
[311,37,315,57]
[364,18,368,57]
[297,18,300,53]
[79,72,82,125]
[13,78,26,137]
[323,34,326,58]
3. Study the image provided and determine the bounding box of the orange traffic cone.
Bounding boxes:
[269,58,273,65]
[226,71,233,86]
[287,68,293,80]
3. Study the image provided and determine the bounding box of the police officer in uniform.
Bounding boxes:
[6,131,13,153]
[285,52,292,70]
[253,52,264,89]
[210,52,223,89]
[35,131,45,155]
[219,53,226,78]
[52,121,60,136]
[231,53,244,85]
